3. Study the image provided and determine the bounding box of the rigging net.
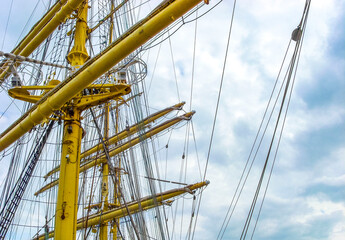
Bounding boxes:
[0,0,210,239]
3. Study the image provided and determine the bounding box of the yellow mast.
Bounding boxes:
[109,4,119,237]
[54,2,89,239]
[100,103,110,240]
[101,5,114,237]
[112,103,120,240]
[54,107,83,240]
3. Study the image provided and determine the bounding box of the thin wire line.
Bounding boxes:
[217,39,292,240]
[189,8,198,112]
[15,0,41,47]
[191,1,237,239]
[240,7,309,236]
[1,0,14,50]
[250,2,310,238]
[168,34,180,103]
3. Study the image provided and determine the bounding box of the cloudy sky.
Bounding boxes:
[0,0,344,239]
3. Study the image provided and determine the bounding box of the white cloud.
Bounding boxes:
[330,222,345,240]
[284,104,345,140]
[292,195,344,225]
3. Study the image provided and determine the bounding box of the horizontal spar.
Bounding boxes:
[35,111,195,195]
[36,180,210,239]
[43,101,186,179]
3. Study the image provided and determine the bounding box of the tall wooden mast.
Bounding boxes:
[54,1,89,239]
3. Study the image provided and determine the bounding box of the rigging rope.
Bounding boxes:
[216,1,311,238]
[0,120,54,239]
[191,0,237,239]
[249,2,311,239]
[15,0,41,48]
[90,107,139,239]
[0,51,71,70]
[168,36,181,103]
[216,38,293,240]
[1,0,14,50]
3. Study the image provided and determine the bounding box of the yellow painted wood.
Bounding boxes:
[67,1,89,67]
[112,99,120,240]
[54,108,82,240]
[100,103,110,240]
[8,83,130,107]
[55,3,89,239]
